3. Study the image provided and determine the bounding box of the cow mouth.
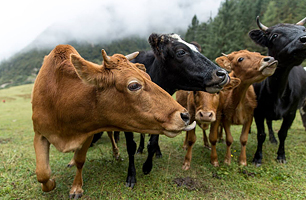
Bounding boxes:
[205,74,230,93]
[163,121,196,138]
[259,60,278,76]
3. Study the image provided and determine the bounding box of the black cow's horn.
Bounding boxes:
[101,49,111,63]
[125,52,139,61]
[296,17,306,26]
[256,16,268,31]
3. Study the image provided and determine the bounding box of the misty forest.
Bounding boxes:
[0,0,305,88]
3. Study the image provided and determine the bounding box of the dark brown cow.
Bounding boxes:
[31,45,196,198]
[209,50,277,167]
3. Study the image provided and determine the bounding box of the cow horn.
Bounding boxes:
[221,53,228,57]
[296,17,306,26]
[256,16,268,31]
[125,51,139,61]
[101,49,111,63]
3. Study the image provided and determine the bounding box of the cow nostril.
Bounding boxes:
[208,112,213,118]
[300,36,306,43]
[180,112,190,124]
[216,69,227,78]
[263,57,270,62]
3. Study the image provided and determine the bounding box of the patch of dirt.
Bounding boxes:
[0,138,12,144]
[172,177,201,191]
[16,94,32,99]
[0,96,16,101]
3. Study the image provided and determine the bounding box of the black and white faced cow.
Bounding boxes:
[249,16,306,166]
[98,33,229,187]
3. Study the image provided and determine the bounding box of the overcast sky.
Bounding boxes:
[0,0,223,61]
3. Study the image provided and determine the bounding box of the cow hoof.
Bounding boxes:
[41,179,56,192]
[67,159,76,168]
[239,161,247,166]
[269,137,278,144]
[69,186,83,199]
[126,176,136,188]
[252,158,262,167]
[142,161,153,175]
[182,163,190,171]
[211,161,219,167]
[277,155,286,164]
[136,147,144,154]
[204,145,211,150]
[155,153,162,158]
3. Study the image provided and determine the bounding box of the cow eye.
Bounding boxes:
[238,57,244,62]
[271,33,278,40]
[176,49,186,57]
[128,81,142,91]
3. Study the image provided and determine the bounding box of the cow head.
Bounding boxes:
[216,50,278,84]
[148,33,230,93]
[249,16,306,66]
[191,77,240,124]
[70,49,196,137]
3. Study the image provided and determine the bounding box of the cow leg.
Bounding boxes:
[209,120,221,167]
[239,119,252,166]
[69,135,93,199]
[217,125,224,143]
[137,134,145,154]
[201,125,210,149]
[277,112,296,163]
[34,132,55,192]
[182,128,196,170]
[253,115,266,167]
[223,121,233,165]
[299,103,306,131]
[266,120,278,144]
[107,131,120,160]
[142,134,159,175]
[183,131,188,150]
[114,131,120,143]
[124,132,137,188]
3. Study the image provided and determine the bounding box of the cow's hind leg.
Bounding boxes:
[125,132,137,188]
[137,134,145,154]
[69,135,93,199]
[107,131,120,159]
[239,119,252,166]
[34,132,55,192]
[142,134,159,174]
[266,120,278,144]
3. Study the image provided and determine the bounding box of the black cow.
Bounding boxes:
[249,16,306,166]
[92,33,228,188]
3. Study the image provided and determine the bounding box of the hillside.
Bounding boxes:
[0,37,150,88]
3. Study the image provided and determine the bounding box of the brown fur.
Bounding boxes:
[32,45,190,197]
[209,50,277,167]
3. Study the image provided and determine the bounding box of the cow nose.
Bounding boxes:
[263,57,271,62]
[216,69,227,78]
[300,35,306,43]
[180,112,190,125]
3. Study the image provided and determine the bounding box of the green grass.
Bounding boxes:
[1,84,306,199]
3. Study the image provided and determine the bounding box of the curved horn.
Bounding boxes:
[296,17,306,26]
[256,16,268,31]
[125,51,139,61]
[221,53,228,57]
[101,49,111,63]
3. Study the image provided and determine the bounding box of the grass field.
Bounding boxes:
[0,84,306,199]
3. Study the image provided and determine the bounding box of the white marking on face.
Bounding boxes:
[170,34,199,53]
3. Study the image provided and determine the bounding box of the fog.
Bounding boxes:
[0,0,223,61]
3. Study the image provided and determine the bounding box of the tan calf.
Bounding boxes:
[209,50,278,167]
[32,45,195,198]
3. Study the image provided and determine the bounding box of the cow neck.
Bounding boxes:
[229,79,252,109]
[134,51,176,95]
[263,63,293,99]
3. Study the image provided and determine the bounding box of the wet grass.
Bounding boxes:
[0,84,306,199]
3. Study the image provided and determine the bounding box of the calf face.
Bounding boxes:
[249,17,306,66]
[216,50,278,84]
[149,33,229,93]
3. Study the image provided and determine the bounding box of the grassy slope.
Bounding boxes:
[0,84,306,199]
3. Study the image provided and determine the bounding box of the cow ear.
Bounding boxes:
[215,56,232,72]
[222,77,241,91]
[148,33,168,60]
[135,63,146,72]
[71,54,103,85]
[249,30,269,47]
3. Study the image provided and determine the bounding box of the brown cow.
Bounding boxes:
[177,78,240,170]
[209,50,278,167]
[32,45,196,198]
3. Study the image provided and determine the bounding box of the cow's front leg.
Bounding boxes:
[107,131,120,159]
[142,134,159,174]
[124,132,137,188]
[223,121,233,165]
[69,135,93,199]
[239,119,252,166]
[34,132,55,192]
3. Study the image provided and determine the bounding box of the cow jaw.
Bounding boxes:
[163,121,196,138]
[259,60,278,76]
[206,75,230,93]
